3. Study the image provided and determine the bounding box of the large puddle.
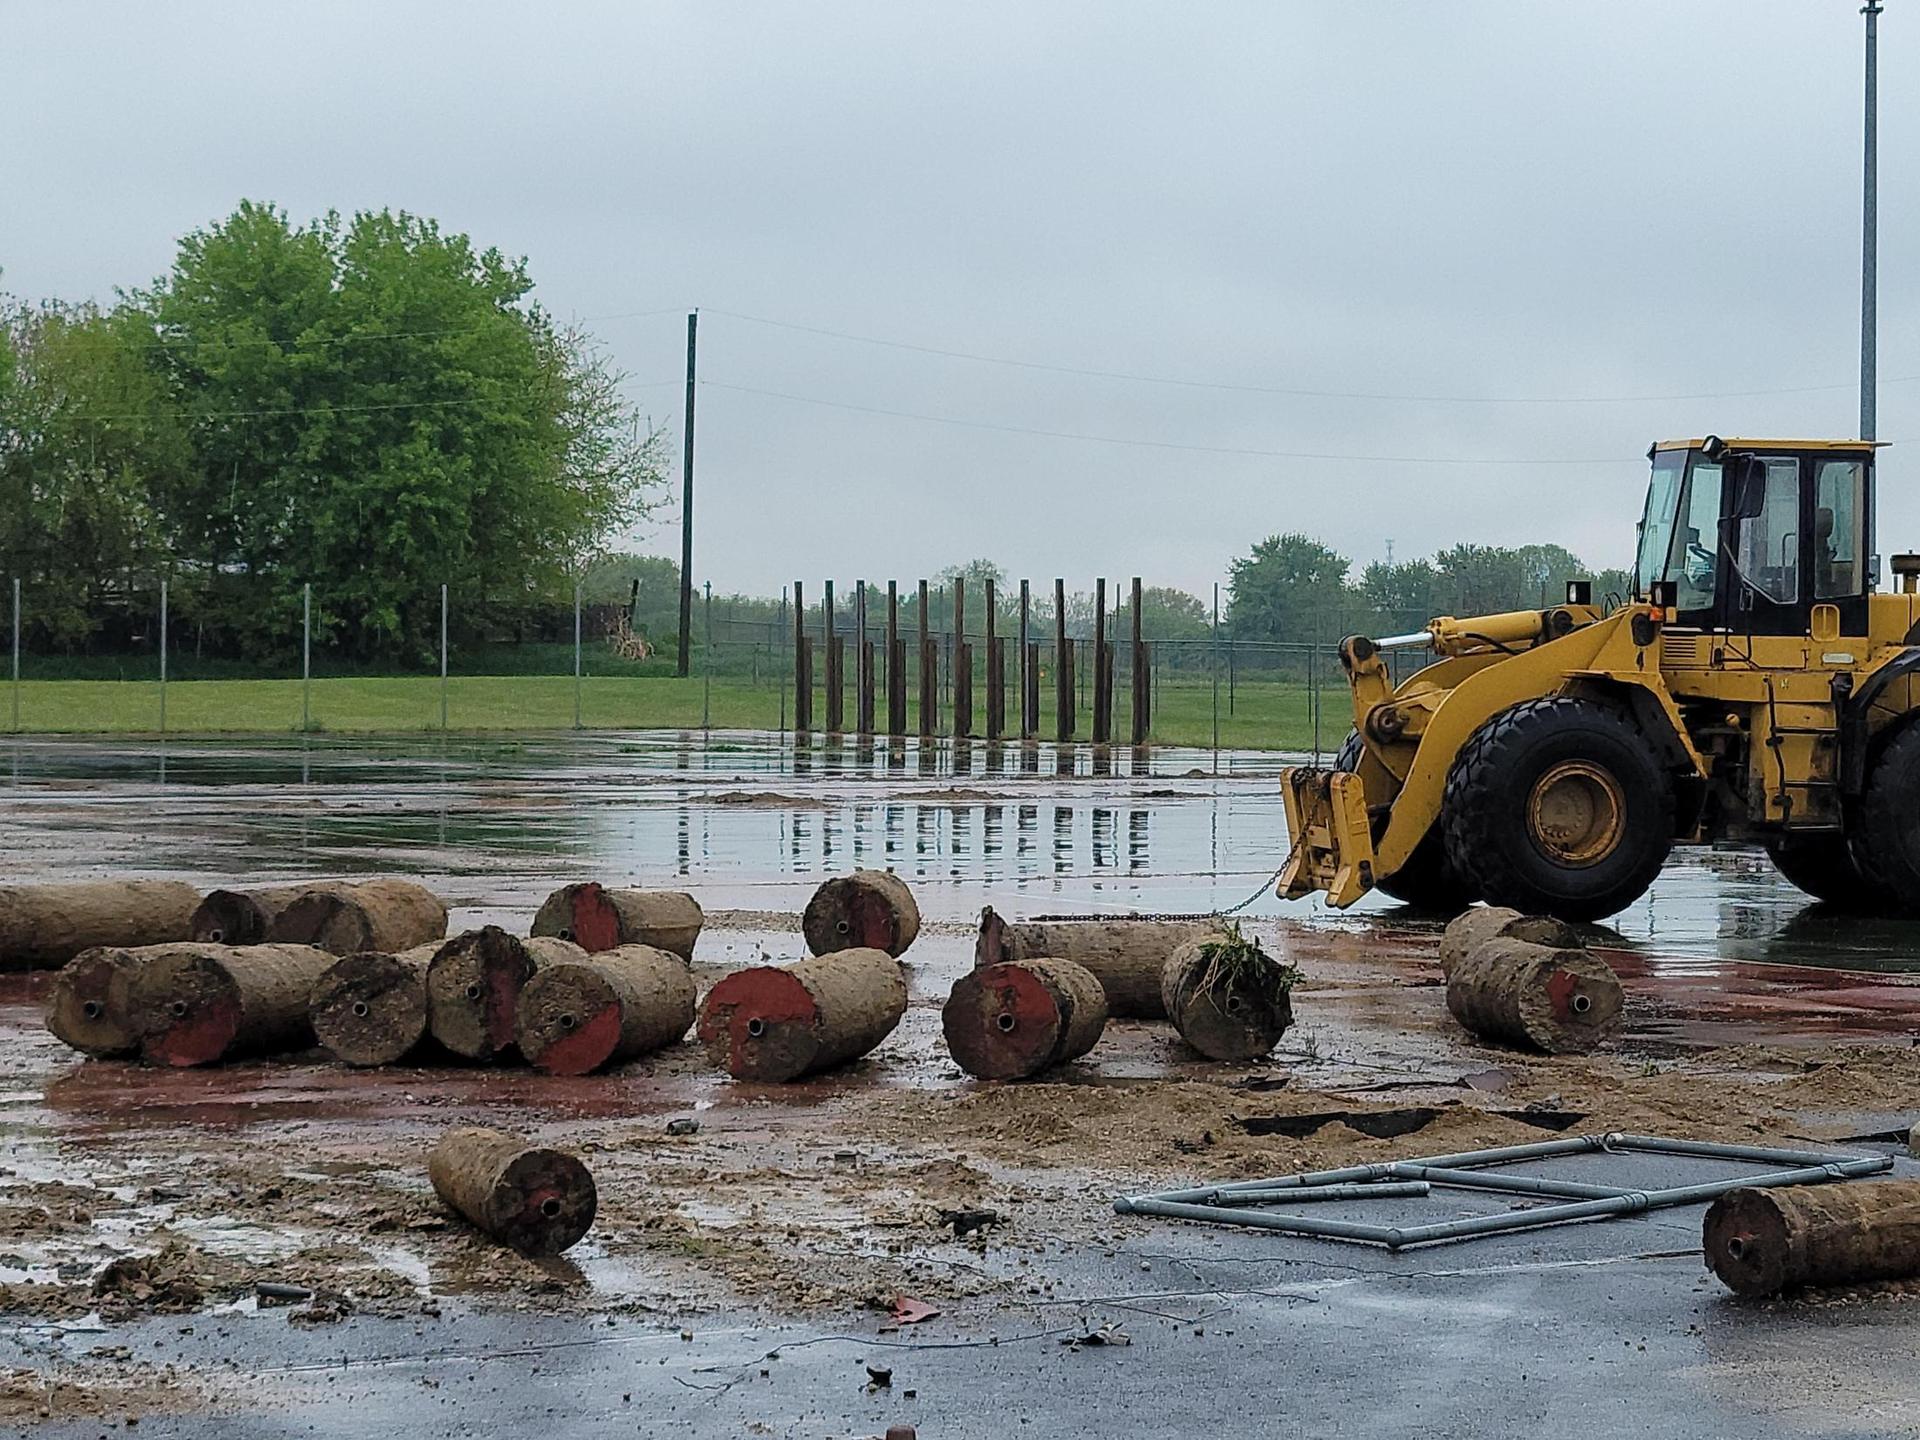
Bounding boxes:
[3,730,1918,974]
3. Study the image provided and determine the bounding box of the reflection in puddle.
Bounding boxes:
[4,731,1920,972]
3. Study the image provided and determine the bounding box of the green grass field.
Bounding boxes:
[0,675,1332,751]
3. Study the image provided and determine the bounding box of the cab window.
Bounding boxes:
[1634,451,1686,597]
[1734,457,1800,604]
[1814,458,1865,598]
[1668,462,1722,610]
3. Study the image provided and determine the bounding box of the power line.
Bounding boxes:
[706,306,1918,406]
[698,379,1637,466]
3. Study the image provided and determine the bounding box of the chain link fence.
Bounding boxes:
[2,577,1440,752]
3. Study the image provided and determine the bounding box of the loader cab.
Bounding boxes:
[1634,437,1878,638]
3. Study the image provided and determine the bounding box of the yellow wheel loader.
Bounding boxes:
[1279,436,1920,922]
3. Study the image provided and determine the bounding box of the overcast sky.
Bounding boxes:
[5,2,1912,602]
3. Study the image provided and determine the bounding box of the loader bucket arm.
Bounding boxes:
[1278,767,1376,907]
[1277,607,1663,909]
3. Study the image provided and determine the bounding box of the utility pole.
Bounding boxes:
[677,311,698,676]
[1862,0,1883,442]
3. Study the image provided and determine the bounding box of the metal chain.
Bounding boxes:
[1035,818,1308,923]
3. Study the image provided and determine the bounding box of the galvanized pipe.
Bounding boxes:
[1605,1134,1881,1169]
[1224,1181,1431,1205]
[1383,1159,1888,1251]
[1116,1134,1890,1251]
[1129,1161,1401,1208]
[1391,1135,1605,1170]
[1117,1197,1417,1244]
[1393,1165,1625,1200]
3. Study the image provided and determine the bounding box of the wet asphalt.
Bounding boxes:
[4,731,1920,1438]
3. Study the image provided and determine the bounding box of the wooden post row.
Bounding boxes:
[952,577,971,738]
[918,579,935,737]
[1098,576,1113,744]
[1130,575,1149,746]
[1018,579,1033,741]
[793,581,811,734]
[824,580,842,734]
[886,582,905,737]
[985,577,1003,742]
[856,581,874,736]
[1054,577,1073,743]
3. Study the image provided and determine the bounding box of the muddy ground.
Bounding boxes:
[2,733,1919,1436]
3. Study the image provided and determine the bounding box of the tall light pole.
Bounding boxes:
[677,311,698,677]
[1862,0,1883,442]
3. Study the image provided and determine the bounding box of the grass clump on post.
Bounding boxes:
[1161,922,1300,1061]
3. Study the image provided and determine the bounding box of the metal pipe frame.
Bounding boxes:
[1114,1133,1894,1252]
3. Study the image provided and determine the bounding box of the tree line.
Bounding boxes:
[0,202,666,665]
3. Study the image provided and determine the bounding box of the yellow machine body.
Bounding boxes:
[1279,437,1920,916]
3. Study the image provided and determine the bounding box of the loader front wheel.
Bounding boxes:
[1765,835,1887,912]
[1855,722,1920,914]
[1442,698,1673,923]
[1334,731,1476,912]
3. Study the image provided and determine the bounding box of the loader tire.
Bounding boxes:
[1854,722,1920,914]
[1442,698,1672,923]
[1334,731,1475,912]
[1765,835,1887,912]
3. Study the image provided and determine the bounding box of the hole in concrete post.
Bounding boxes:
[835,919,850,934]
[465,983,483,1001]
[82,1000,103,1020]
[352,1001,369,1018]
[170,1001,188,1018]
[208,929,224,942]
[558,928,574,942]
[746,1017,767,1038]
[995,1012,1017,1033]
[1726,1236,1747,1259]
[559,1014,577,1031]
[540,1198,562,1219]
[1225,995,1244,1014]
[1571,994,1593,1014]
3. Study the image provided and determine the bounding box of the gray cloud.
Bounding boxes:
[4,1,1909,601]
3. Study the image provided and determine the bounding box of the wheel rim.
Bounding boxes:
[1526,760,1626,867]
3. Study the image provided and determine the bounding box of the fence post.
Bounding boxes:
[573,580,583,731]
[779,586,789,733]
[703,581,713,731]
[793,581,811,734]
[1054,577,1072,742]
[158,580,168,735]
[855,579,873,737]
[1130,576,1147,746]
[1018,579,1031,740]
[985,578,1002,742]
[9,577,19,734]
[917,578,934,738]
[824,579,842,734]
[1310,641,1321,760]
[302,583,311,733]
[952,577,970,738]
[886,581,904,737]
[439,583,449,732]
[1091,578,1109,743]
[1211,582,1220,771]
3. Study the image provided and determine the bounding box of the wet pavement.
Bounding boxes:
[4,731,1920,1437]
[3,729,1919,970]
